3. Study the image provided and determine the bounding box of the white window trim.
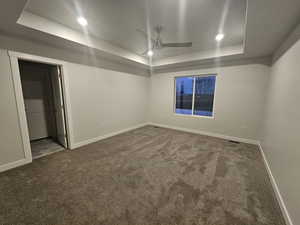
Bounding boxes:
[191,76,196,114]
[173,74,217,119]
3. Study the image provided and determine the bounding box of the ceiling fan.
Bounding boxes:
[137,25,192,56]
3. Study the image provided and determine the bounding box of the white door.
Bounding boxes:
[51,66,68,148]
[20,62,53,140]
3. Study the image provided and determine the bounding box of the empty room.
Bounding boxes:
[0,0,299,225]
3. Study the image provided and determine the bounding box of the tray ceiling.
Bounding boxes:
[23,0,247,63]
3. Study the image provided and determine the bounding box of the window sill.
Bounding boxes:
[173,113,215,119]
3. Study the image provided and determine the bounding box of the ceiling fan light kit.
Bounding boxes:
[147,50,154,56]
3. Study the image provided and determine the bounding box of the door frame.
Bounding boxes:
[8,51,74,162]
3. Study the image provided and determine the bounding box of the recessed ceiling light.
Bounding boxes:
[215,33,224,41]
[147,50,154,57]
[77,17,88,26]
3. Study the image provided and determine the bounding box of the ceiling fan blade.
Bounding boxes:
[136,29,155,43]
[140,49,148,56]
[140,48,154,56]
[162,42,192,47]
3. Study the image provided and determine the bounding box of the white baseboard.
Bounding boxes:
[71,123,149,149]
[0,157,32,173]
[258,143,294,225]
[148,122,259,145]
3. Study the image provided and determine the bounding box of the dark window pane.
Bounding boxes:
[194,76,216,117]
[175,77,194,115]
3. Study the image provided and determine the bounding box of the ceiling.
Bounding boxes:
[0,0,299,72]
[25,0,247,61]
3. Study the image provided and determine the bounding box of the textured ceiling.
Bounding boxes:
[25,0,247,60]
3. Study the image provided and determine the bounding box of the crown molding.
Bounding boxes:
[272,21,300,63]
[152,55,272,74]
[0,31,150,76]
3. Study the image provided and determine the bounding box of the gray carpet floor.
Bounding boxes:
[0,126,285,225]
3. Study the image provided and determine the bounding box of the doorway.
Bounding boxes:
[18,60,68,159]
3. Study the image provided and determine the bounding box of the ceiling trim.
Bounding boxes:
[152,55,272,74]
[272,21,300,63]
[0,29,272,76]
[0,32,150,76]
[152,45,244,66]
[18,11,149,65]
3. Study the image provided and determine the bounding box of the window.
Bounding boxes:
[175,75,216,117]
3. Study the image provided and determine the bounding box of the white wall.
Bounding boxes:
[261,39,300,225]
[0,50,25,167]
[66,62,149,146]
[0,49,149,170]
[149,64,270,141]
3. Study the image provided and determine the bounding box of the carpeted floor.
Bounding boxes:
[0,126,285,225]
